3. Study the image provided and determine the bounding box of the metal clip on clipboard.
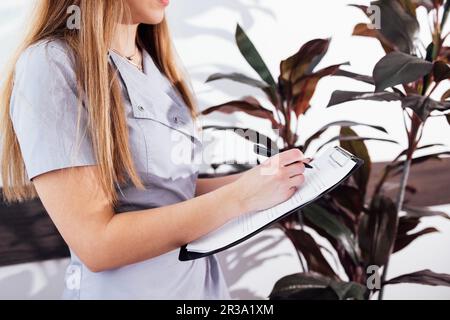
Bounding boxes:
[330,147,352,167]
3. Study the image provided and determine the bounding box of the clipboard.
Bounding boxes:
[179,146,364,261]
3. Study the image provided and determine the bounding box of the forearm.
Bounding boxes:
[196,173,242,195]
[92,183,243,271]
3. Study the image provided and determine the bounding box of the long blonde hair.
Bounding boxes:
[1,0,196,203]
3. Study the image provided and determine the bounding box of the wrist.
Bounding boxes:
[222,180,247,219]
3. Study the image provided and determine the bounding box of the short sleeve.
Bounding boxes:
[10,41,97,180]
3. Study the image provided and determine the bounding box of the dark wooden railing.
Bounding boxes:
[1,159,449,267]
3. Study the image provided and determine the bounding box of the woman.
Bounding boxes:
[0,0,306,299]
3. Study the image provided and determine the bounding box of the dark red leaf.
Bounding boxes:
[397,216,420,236]
[385,270,450,287]
[433,60,450,82]
[292,63,346,116]
[280,39,331,84]
[334,69,375,85]
[285,229,337,278]
[327,90,401,108]
[403,205,450,220]
[340,127,371,198]
[440,47,450,63]
[442,88,450,102]
[330,185,364,216]
[359,195,398,266]
[394,227,439,252]
[201,97,281,129]
[352,23,395,53]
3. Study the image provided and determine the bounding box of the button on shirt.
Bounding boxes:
[10,40,230,300]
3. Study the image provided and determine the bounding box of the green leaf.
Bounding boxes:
[393,143,445,162]
[388,151,450,177]
[303,204,360,264]
[235,24,276,87]
[327,91,401,108]
[206,72,269,89]
[269,272,368,300]
[285,229,337,278]
[270,273,337,300]
[201,97,280,129]
[442,0,450,29]
[401,95,450,121]
[373,52,433,92]
[384,270,450,287]
[394,227,439,252]
[340,127,371,198]
[206,72,278,106]
[303,121,388,151]
[328,281,368,300]
[370,0,420,54]
[317,136,398,153]
[421,42,435,94]
[359,195,398,266]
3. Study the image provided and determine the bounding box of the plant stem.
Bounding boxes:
[378,113,421,300]
[378,157,412,300]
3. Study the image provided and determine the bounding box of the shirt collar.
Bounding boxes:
[108,49,186,110]
[108,49,201,144]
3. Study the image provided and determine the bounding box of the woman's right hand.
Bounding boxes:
[231,149,307,215]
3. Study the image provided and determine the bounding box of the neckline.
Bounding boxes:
[108,48,188,110]
[110,48,143,72]
[109,49,149,77]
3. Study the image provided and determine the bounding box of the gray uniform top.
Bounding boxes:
[10,40,230,300]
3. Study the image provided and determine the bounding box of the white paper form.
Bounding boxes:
[186,147,358,253]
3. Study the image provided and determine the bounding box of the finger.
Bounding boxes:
[288,174,305,188]
[304,157,313,163]
[277,149,304,166]
[285,162,305,177]
[286,187,298,199]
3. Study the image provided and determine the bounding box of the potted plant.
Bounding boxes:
[202,0,450,300]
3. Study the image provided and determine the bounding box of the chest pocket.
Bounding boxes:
[130,89,202,181]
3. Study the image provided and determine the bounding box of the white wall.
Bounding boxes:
[0,0,449,300]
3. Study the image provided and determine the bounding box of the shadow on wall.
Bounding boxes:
[168,0,275,42]
[168,0,277,117]
[217,232,290,300]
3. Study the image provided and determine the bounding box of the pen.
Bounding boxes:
[253,145,313,169]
